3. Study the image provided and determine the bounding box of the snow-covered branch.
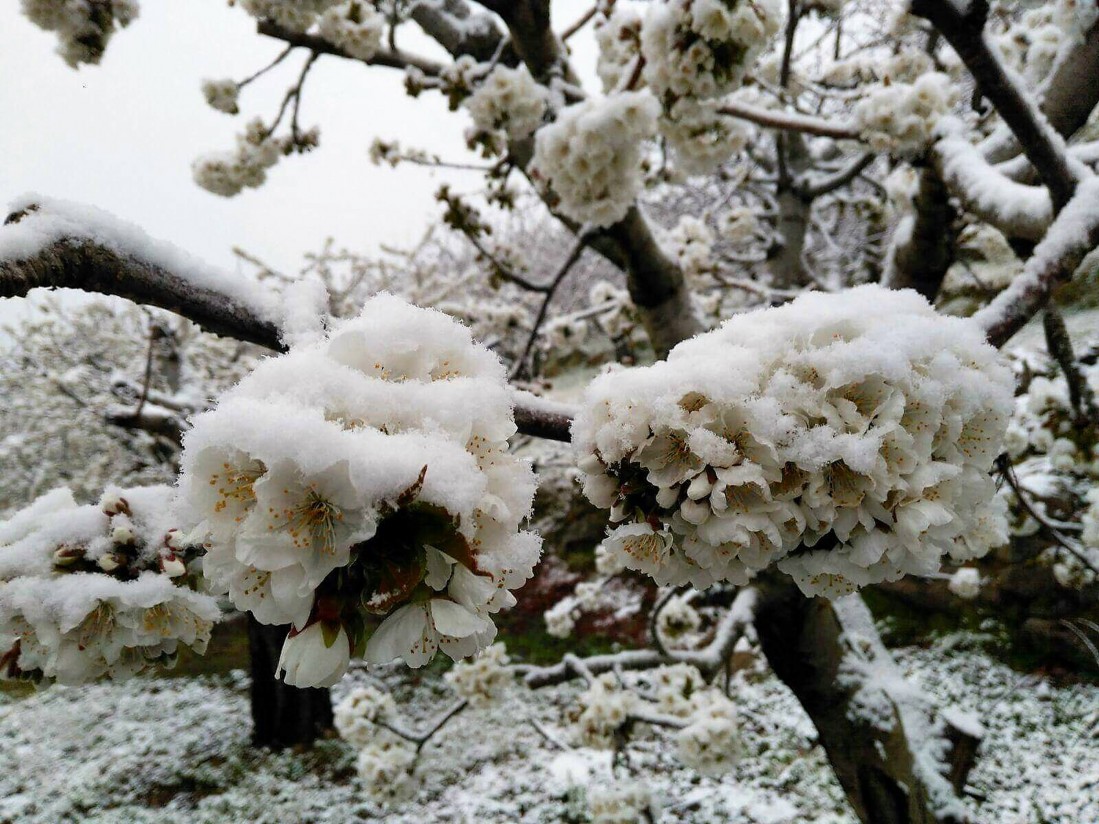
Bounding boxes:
[912,0,1084,212]
[0,199,282,350]
[975,177,1099,347]
[717,99,862,140]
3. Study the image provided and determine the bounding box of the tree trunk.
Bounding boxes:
[881,167,956,301]
[247,616,334,749]
[754,581,979,824]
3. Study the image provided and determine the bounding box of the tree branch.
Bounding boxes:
[256,20,444,76]
[911,0,1082,212]
[974,178,1099,347]
[718,99,862,141]
[0,206,281,350]
[522,588,756,688]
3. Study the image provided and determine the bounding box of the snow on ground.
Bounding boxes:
[0,638,1096,823]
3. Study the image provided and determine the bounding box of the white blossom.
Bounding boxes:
[464,64,548,143]
[947,567,982,600]
[641,0,783,103]
[574,285,1013,597]
[317,1,385,61]
[201,79,240,114]
[176,295,540,684]
[530,92,659,228]
[444,641,512,705]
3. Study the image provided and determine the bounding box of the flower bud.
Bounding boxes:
[111,524,136,545]
[160,554,187,578]
[97,553,121,573]
[53,545,85,567]
[101,493,131,517]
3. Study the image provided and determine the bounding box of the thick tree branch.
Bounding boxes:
[1,209,282,350]
[974,178,1099,347]
[755,581,979,824]
[911,0,1082,212]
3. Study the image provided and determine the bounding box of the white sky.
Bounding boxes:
[0,0,596,322]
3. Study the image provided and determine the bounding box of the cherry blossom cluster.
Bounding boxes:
[317,1,384,61]
[463,64,549,153]
[443,641,513,706]
[192,118,295,197]
[587,781,655,823]
[237,0,340,33]
[1000,349,1099,590]
[641,0,784,103]
[594,4,644,93]
[993,1,1097,85]
[570,663,741,777]
[574,285,1014,598]
[530,92,659,227]
[660,98,751,176]
[20,0,139,67]
[0,486,218,685]
[176,294,540,687]
[852,72,957,156]
[202,79,241,115]
[333,684,418,800]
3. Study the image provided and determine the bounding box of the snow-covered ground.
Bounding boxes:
[1,635,1095,824]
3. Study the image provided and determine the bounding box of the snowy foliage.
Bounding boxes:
[575,286,1014,597]
[0,486,218,685]
[176,294,540,685]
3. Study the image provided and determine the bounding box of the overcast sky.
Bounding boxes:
[0,0,596,320]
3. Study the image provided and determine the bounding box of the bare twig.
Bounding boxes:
[510,232,591,380]
[997,455,1099,576]
[257,20,444,75]
[1042,307,1099,426]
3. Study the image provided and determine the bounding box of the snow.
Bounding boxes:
[0,194,281,325]
[0,635,1094,822]
[974,176,1099,341]
[937,122,1054,241]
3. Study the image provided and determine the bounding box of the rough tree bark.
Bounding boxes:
[248,616,334,749]
[882,166,957,300]
[755,581,979,824]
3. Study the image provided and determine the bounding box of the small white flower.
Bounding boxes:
[276,622,351,688]
[365,599,496,668]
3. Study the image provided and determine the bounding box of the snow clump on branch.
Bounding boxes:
[0,486,218,685]
[175,294,541,687]
[574,285,1013,598]
[530,91,659,228]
